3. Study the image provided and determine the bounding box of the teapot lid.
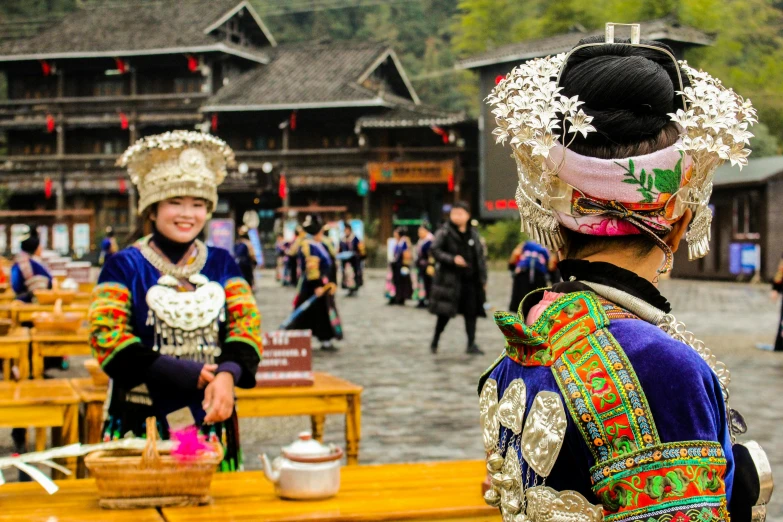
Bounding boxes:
[282,432,333,460]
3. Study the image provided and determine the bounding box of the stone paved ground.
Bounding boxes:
[1,269,782,519]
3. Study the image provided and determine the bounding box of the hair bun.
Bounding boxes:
[559,36,689,148]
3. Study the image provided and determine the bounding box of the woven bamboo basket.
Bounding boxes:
[84,417,223,509]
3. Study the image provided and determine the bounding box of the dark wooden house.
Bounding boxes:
[0,0,474,251]
[456,18,713,219]
[673,156,783,281]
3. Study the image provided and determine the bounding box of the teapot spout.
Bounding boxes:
[260,454,280,483]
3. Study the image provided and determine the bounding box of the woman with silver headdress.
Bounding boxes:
[88,131,262,472]
[478,24,770,522]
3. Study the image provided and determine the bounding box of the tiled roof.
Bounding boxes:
[457,18,712,70]
[204,41,410,110]
[714,156,783,187]
[0,0,270,62]
[356,103,469,129]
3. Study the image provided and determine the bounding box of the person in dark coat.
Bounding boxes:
[429,201,487,355]
[233,226,257,289]
[415,224,434,308]
[507,240,550,313]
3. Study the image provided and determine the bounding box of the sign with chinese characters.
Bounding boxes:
[73,223,90,258]
[255,330,313,387]
[53,224,69,255]
[367,161,453,185]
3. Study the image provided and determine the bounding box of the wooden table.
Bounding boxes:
[161,460,499,522]
[31,327,90,379]
[14,303,89,325]
[73,371,363,465]
[0,327,30,380]
[0,379,80,478]
[0,479,164,522]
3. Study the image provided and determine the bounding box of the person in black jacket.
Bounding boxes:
[429,201,487,355]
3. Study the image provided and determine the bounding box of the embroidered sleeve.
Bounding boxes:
[223,277,262,357]
[551,324,730,522]
[89,282,141,368]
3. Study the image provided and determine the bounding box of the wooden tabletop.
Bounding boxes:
[0,327,30,344]
[161,460,498,522]
[70,377,108,403]
[16,303,90,312]
[0,379,79,406]
[238,372,363,399]
[0,479,164,522]
[30,327,89,343]
[70,372,362,402]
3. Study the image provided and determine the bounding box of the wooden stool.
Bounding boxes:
[0,327,30,380]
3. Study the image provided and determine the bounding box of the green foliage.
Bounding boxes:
[453,0,783,143]
[749,122,781,157]
[479,219,525,260]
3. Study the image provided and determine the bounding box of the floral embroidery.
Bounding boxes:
[553,327,659,463]
[88,282,141,367]
[224,277,262,357]
[617,152,685,204]
[494,292,615,367]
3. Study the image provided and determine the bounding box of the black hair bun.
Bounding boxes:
[559,36,690,148]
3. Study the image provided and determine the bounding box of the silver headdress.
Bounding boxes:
[487,22,757,262]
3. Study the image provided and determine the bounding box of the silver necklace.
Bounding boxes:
[581,280,746,441]
[138,235,208,279]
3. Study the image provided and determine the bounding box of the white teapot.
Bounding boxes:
[260,432,343,500]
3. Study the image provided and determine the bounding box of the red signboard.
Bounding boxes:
[255,330,314,387]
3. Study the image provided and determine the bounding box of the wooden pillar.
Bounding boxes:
[130,68,137,96]
[282,126,290,208]
[128,185,137,231]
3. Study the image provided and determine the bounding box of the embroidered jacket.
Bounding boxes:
[482,289,733,522]
[88,245,262,426]
[11,254,52,303]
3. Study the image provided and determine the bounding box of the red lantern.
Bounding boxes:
[278,173,288,200]
[211,113,218,132]
[118,178,127,194]
[495,75,504,85]
[187,55,199,73]
[119,112,129,130]
[40,60,52,76]
[44,177,52,199]
[289,111,297,131]
[369,177,377,192]
[447,173,455,193]
[46,114,55,133]
[430,125,449,144]
[114,58,127,74]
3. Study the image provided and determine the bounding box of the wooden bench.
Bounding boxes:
[0,379,80,478]
[31,328,90,379]
[14,303,89,326]
[0,327,30,380]
[71,371,363,467]
[0,479,163,522]
[161,460,499,522]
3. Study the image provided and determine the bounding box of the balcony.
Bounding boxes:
[0,92,208,129]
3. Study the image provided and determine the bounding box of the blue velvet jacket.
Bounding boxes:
[482,260,733,522]
[89,243,262,427]
[11,255,52,303]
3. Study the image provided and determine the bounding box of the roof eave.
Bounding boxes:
[202,98,392,112]
[356,48,421,105]
[202,0,278,48]
[0,43,270,64]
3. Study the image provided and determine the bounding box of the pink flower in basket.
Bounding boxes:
[170,427,211,461]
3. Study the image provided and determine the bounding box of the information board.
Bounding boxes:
[255,330,313,387]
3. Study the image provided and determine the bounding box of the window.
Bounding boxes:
[732,191,761,240]
[174,77,203,94]
[94,79,124,97]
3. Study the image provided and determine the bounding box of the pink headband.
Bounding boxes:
[546,142,693,237]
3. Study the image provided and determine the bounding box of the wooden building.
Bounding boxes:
[456,18,712,220]
[0,0,474,250]
[673,156,783,282]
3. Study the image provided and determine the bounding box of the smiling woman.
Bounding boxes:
[88,131,262,472]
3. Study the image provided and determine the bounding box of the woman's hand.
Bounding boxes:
[454,255,468,267]
[202,372,235,424]
[197,364,217,390]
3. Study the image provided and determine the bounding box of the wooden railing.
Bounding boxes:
[0,92,209,118]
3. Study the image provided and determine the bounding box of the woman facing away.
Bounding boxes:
[89,131,262,472]
[479,28,770,522]
[388,227,413,305]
